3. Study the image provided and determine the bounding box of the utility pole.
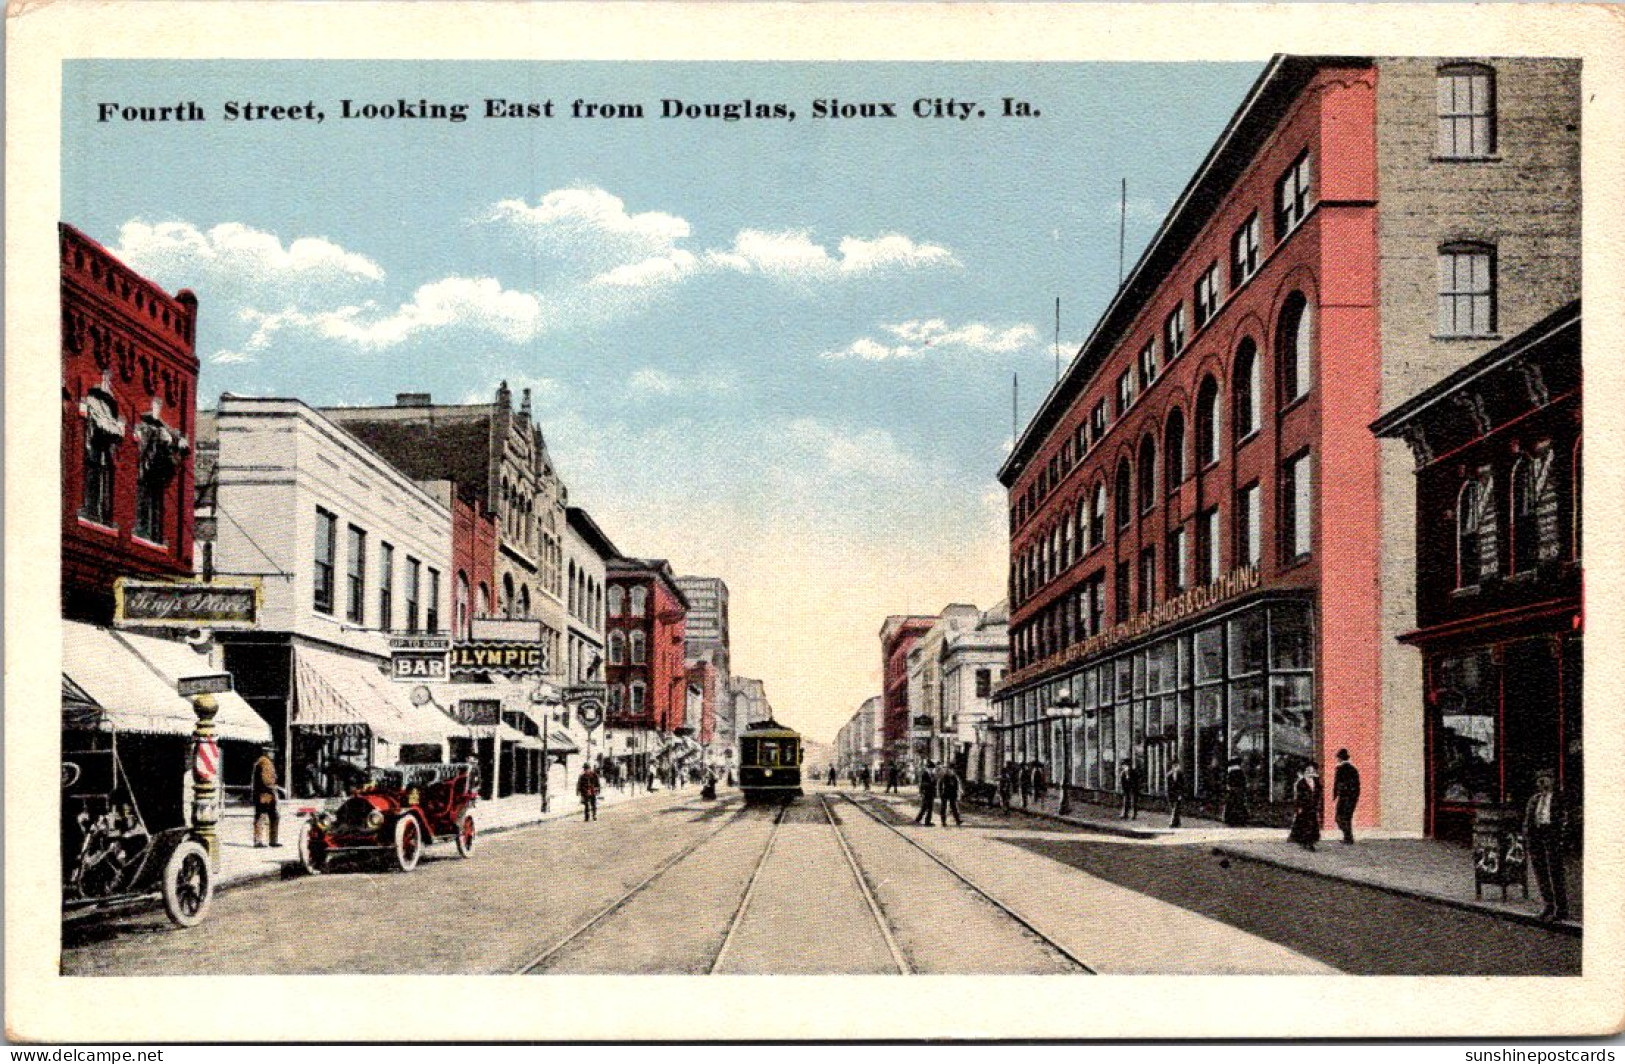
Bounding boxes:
[1118,178,1128,288]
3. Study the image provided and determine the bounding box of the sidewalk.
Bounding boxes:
[213,779,679,890]
[889,786,1581,934]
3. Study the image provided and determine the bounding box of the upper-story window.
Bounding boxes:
[1089,482,1107,548]
[1276,151,1313,237]
[1278,293,1313,405]
[1137,434,1158,513]
[629,586,648,616]
[630,630,647,664]
[608,585,625,617]
[79,394,121,527]
[1233,338,1261,440]
[1236,482,1262,568]
[379,542,395,630]
[1437,243,1496,337]
[1196,376,1222,468]
[313,508,337,615]
[1437,63,1496,158]
[1457,469,1498,587]
[1164,304,1188,360]
[426,567,441,632]
[1166,525,1188,595]
[1137,340,1157,392]
[406,556,422,632]
[1512,444,1562,571]
[1117,369,1135,417]
[1164,408,1186,491]
[1090,399,1107,439]
[1281,451,1314,564]
[134,429,179,545]
[1114,460,1133,530]
[517,584,531,618]
[346,525,366,624]
[609,630,626,664]
[1232,212,1261,287]
[1194,263,1221,328]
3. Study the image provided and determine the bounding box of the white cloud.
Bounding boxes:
[784,417,921,481]
[836,234,959,274]
[485,188,691,264]
[628,368,680,395]
[591,249,701,289]
[704,229,958,280]
[114,220,384,288]
[821,318,1039,360]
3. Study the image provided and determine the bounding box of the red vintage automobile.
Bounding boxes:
[297,762,479,874]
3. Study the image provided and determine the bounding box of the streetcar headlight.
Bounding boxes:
[366,810,385,830]
[314,811,334,830]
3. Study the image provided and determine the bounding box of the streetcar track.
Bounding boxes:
[707,800,789,973]
[836,792,1096,974]
[515,799,766,974]
[817,794,912,975]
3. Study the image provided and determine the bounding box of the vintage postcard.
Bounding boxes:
[6,0,1624,1044]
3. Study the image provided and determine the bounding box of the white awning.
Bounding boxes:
[62,621,272,743]
[293,644,457,748]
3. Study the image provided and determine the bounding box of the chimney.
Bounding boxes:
[396,392,432,408]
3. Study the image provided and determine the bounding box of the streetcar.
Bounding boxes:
[738,719,803,801]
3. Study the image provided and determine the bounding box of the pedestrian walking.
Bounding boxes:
[1118,759,1141,820]
[885,762,900,794]
[1032,761,1048,803]
[1523,768,1569,922]
[914,761,938,825]
[1165,761,1187,828]
[860,765,871,791]
[701,767,718,802]
[997,764,1013,813]
[827,764,837,787]
[576,763,601,821]
[937,763,964,826]
[1222,759,1250,826]
[1288,764,1322,850]
[1018,762,1033,809]
[1332,748,1361,844]
[252,744,282,847]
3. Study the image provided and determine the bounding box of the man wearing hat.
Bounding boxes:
[1523,768,1569,922]
[1332,748,1361,844]
[252,743,282,847]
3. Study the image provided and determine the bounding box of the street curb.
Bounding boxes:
[1209,844,1583,937]
[993,801,1189,841]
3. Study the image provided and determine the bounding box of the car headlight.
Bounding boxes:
[314,811,334,830]
[366,810,385,830]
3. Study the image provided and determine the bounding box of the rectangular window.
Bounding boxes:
[1194,263,1220,328]
[406,556,421,633]
[1197,507,1222,584]
[378,543,394,631]
[1231,212,1261,287]
[346,525,366,624]
[975,669,992,699]
[1436,246,1496,336]
[1166,526,1188,595]
[81,430,116,527]
[1236,483,1262,568]
[426,567,441,632]
[1437,66,1495,158]
[1277,151,1313,236]
[1114,560,1131,624]
[313,508,337,614]
[1137,549,1156,614]
[1281,452,1313,563]
[1091,399,1108,437]
[1137,340,1157,392]
[1163,304,1187,359]
[1117,369,1135,417]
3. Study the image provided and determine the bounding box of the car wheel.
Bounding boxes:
[161,840,213,927]
[392,816,422,872]
[298,826,328,875]
[454,813,476,858]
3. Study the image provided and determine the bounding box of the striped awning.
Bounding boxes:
[293,644,457,748]
[62,620,272,743]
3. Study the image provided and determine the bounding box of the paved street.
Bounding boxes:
[62,785,1578,977]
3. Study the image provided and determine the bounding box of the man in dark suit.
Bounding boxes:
[1165,761,1187,829]
[1332,748,1362,844]
[914,761,938,825]
[1523,768,1569,922]
[937,763,964,826]
[1118,760,1140,820]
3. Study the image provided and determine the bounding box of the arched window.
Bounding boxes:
[1196,376,1222,467]
[567,561,578,616]
[629,630,647,664]
[1090,483,1107,548]
[1233,339,1260,440]
[456,571,470,639]
[1278,294,1312,404]
[1138,434,1158,512]
[1437,62,1495,158]
[1073,498,1086,561]
[1513,444,1561,571]
[608,585,625,616]
[1457,468,1498,587]
[502,573,516,618]
[1164,408,1186,492]
[478,582,491,619]
[609,630,626,665]
[629,586,648,616]
[517,584,531,618]
[1114,459,1133,530]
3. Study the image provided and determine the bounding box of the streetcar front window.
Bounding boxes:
[761,741,778,766]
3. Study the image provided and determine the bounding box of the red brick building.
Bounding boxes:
[60,223,200,623]
[879,615,935,770]
[606,558,690,735]
[687,658,720,746]
[995,56,1579,828]
[450,493,498,640]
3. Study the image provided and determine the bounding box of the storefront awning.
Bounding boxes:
[294,644,455,748]
[547,729,580,755]
[62,620,272,743]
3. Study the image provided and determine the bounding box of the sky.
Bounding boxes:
[64,60,1265,743]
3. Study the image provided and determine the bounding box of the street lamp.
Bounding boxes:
[531,680,562,813]
[1052,693,1081,816]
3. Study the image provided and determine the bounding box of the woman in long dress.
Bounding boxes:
[1222,759,1250,826]
[1288,764,1322,850]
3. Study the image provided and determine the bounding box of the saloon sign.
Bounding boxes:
[114,578,261,629]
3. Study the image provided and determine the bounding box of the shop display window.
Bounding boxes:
[1270,674,1315,802]
[1433,649,1498,805]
